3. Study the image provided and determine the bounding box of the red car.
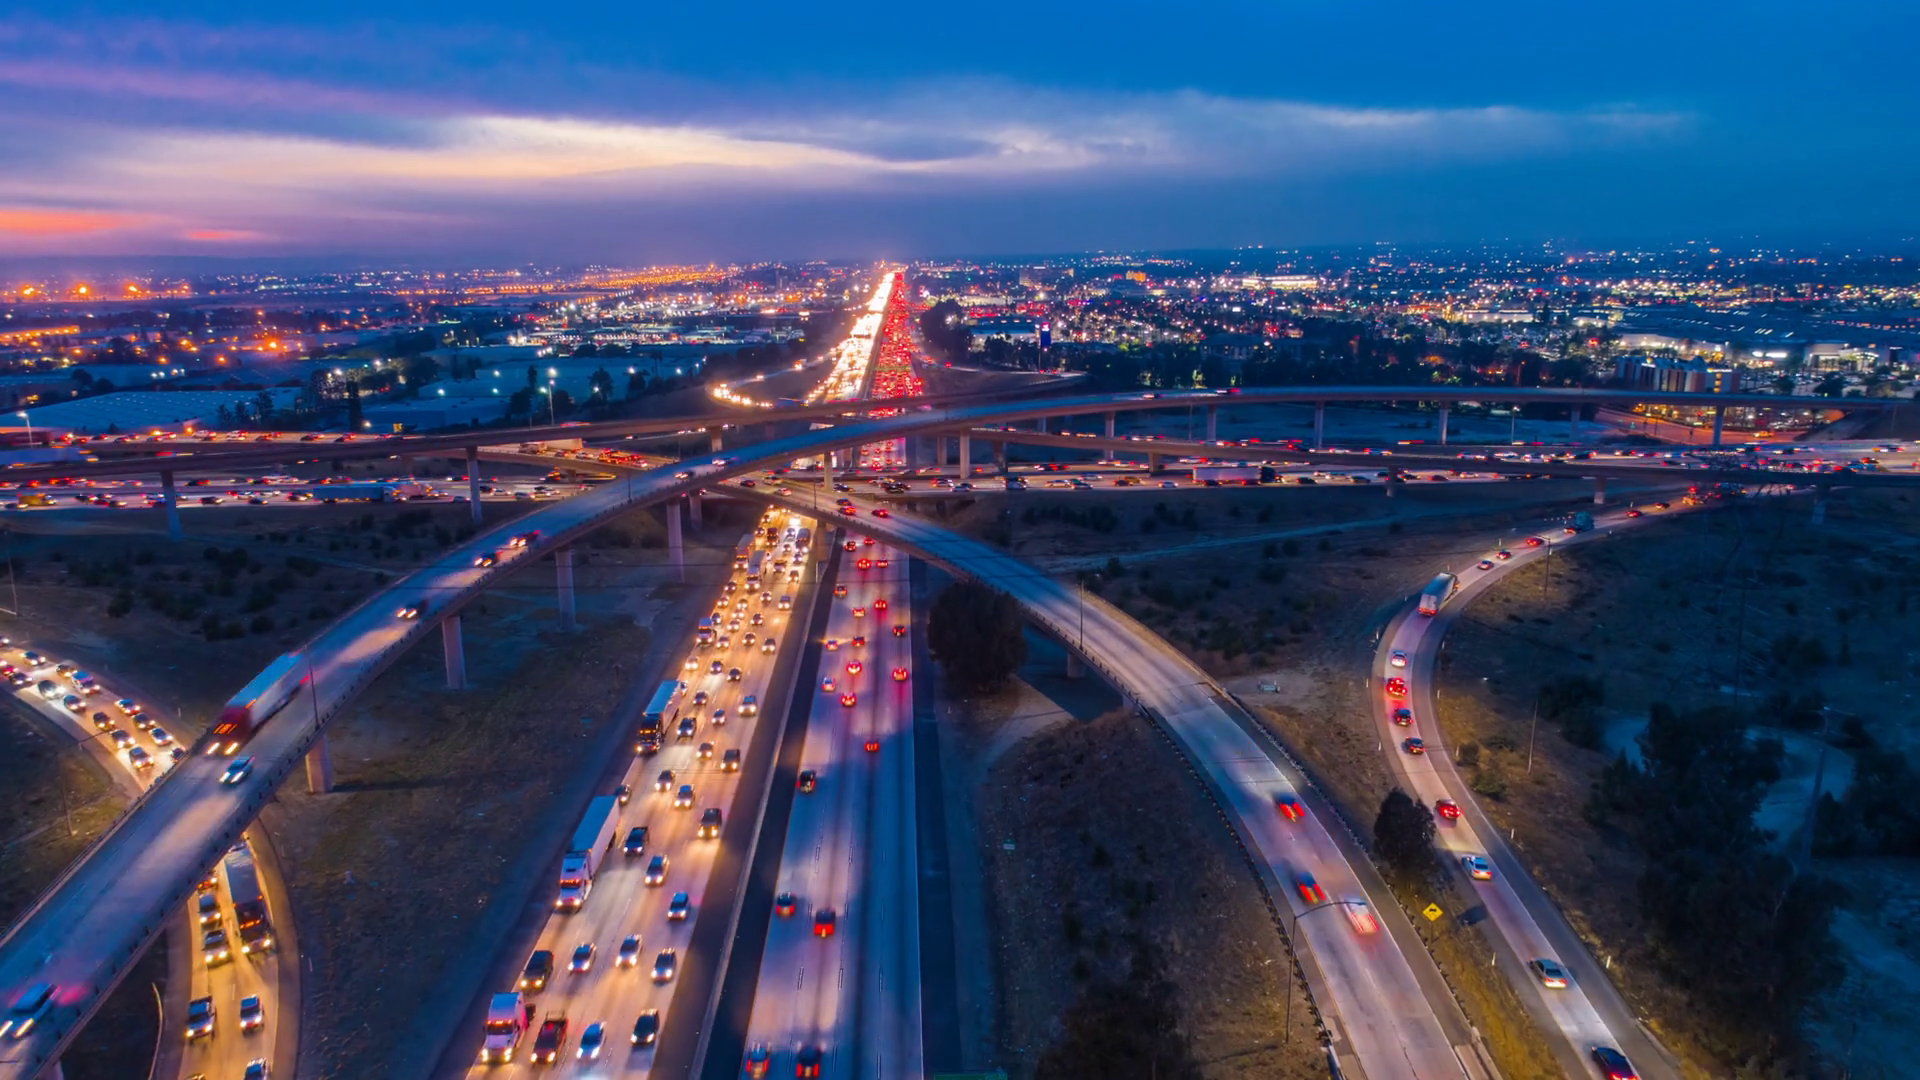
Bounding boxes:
[746,1045,772,1078]
[843,540,857,551]
[856,557,872,570]
[813,909,836,937]
[1295,872,1326,904]
[1274,794,1305,821]
[862,536,875,546]
[774,893,797,917]
[850,636,866,648]
[891,667,909,682]
[871,508,889,518]
[892,624,907,637]
[839,692,857,708]
[851,607,865,618]
[846,661,863,675]
[873,598,889,612]
[877,559,891,568]
[1385,677,1408,698]
[1436,798,1461,820]
[1525,536,1545,548]
[1494,549,1512,561]
[839,505,857,516]
[1626,509,1643,518]
[796,1045,824,1078]
[864,738,879,753]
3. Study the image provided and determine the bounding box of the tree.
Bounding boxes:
[1373,789,1438,881]
[1033,947,1202,1080]
[345,382,363,430]
[626,369,647,400]
[1813,373,1846,397]
[589,367,614,405]
[926,580,1027,694]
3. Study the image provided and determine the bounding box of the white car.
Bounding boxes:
[1388,650,1408,668]
[1462,854,1493,881]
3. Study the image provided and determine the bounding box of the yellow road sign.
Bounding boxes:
[1423,903,1443,922]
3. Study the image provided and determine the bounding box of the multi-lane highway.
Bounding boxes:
[1379,508,1687,1080]
[740,488,1476,1080]
[458,514,817,1077]
[737,543,922,1080]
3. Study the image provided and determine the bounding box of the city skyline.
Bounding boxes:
[2,1,1916,261]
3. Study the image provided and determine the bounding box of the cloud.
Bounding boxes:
[0,207,147,237]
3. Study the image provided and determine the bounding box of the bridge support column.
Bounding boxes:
[667,498,685,581]
[1570,410,1580,444]
[708,426,724,453]
[1385,467,1397,498]
[994,441,1008,476]
[1205,405,1218,444]
[1313,403,1326,450]
[400,454,417,477]
[1147,452,1164,476]
[442,615,466,690]
[958,434,971,479]
[1104,411,1116,439]
[1438,405,1450,446]
[1066,653,1085,680]
[304,734,334,794]
[466,446,483,524]
[1711,405,1726,447]
[689,491,703,529]
[1593,478,1607,505]
[556,546,576,631]
[159,469,182,541]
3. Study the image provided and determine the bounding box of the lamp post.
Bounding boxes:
[16,410,31,449]
[1283,899,1372,1042]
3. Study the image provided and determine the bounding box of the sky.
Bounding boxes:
[1,1,1917,264]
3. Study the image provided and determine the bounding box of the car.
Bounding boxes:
[797,769,818,794]
[170,746,187,762]
[1402,737,1425,755]
[842,539,857,551]
[1,981,55,1039]
[238,994,263,1031]
[813,908,837,937]
[774,893,798,917]
[850,635,866,648]
[1389,650,1408,668]
[1435,798,1461,820]
[845,660,863,676]
[741,695,759,716]
[851,607,865,618]
[1344,900,1379,934]
[678,716,698,740]
[128,746,154,769]
[698,741,715,761]
[820,676,836,693]
[864,737,880,753]
[114,697,138,715]
[1476,558,1495,570]
[577,1021,605,1060]
[1626,508,1643,518]
[474,551,498,568]
[1294,873,1326,904]
[645,854,670,885]
[1392,707,1414,726]
[709,660,724,675]
[631,1009,660,1046]
[668,892,692,920]
[840,692,857,707]
[1530,958,1570,988]
[700,807,723,838]
[1385,677,1407,697]
[1652,501,1669,510]
[617,934,643,967]
[796,1044,824,1078]
[876,558,891,568]
[397,604,421,620]
[1462,854,1493,880]
[1591,1046,1640,1080]
[892,623,907,637]
[519,949,554,991]
[1525,536,1545,548]
[873,598,889,612]
[185,995,216,1038]
[197,892,221,926]
[1274,794,1305,821]
[615,783,632,806]
[244,1061,268,1080]
[202,927,231,965]
[833,584,848,598]
[570,942,595,973]
[652,949,678,983]
[856,557,872,570]
[752,613,766,627]
[111,729,135,750]
[656,769,675,792]
[221,756,254,785]
[685,655,700,670]
[745,1044,772,1077]
[722,748,742,772]
[1494,549,1512,561]
[149,726,173,747]
[871,508,889,518]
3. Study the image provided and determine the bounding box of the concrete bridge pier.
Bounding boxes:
[442,615,465,690]
[159,470,183,541]
[1711,405,1726,447]
[466,446,483,524]
[1104,411,1116,439]
[1147,452,1164,475]
[1384,467,1397,498]
[1313,403,1326,450]
[708,426,724,453]
[1066,653,1085,679]
[958,434,971,480]
[667,498,685,581]
[1593,478,1607,505]
[994,441,1008,476]
[1205,405,1218,443]
[1438,405,1450,445]
[689,491,704,529]
[400,454,417,477]
[305,735,334,795]
[556,546,576,631]
[1570,409,1581,444]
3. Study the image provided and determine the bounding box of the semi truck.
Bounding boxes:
[209,653,309,754]
[480,992,534,1064]
[635,680,678,755]
[1417,572,1460,616]
[1565,511,1594,533]
[1192,465,1265,485]
[555,795,621,911]
[222,842,275,954]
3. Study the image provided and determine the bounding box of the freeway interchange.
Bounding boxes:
[5,274,1885,1080]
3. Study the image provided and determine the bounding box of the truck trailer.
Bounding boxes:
[209,653,309,754]
[1417,573,1460,616]
[555,795,621,911]
[222,842,275,954]
[1192,465,1266,485]
[635,680,679,755]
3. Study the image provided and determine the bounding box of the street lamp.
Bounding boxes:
[15,411,30,448]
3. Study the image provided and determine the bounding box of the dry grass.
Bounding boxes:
[974,706,1325,1080]
[1433,489,1920,1078]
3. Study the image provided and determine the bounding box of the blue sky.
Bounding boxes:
[1,1,1914,262]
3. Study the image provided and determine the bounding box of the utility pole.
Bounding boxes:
[1526,701,1539,774]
